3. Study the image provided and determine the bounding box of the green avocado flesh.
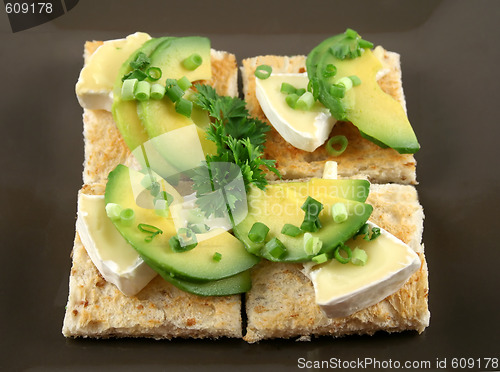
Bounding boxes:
[233,179,373,262]
[307,35,420,154]
[105,164,260,286]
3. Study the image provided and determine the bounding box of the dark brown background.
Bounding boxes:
[1,0,499,370]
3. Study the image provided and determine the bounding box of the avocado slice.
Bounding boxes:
[111,37,172,151]
[105,164,260,282]
[233,179,373,262]
[159,269,252,296]
[137,37,215,171]
[307,34,420,154]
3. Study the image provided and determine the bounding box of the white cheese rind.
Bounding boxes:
[255,73,336,152]
[76,193,157,296]
[306,221,421,318]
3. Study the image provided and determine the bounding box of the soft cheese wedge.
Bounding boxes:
[305,221,420,318]
[76,193,157,296]
[255,73,336,152]
[75,32,151,111]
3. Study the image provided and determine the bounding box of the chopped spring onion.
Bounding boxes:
[150,83,165,100]
[358,39,374,49]
[129,52,151,70]
[120,208,135,225]
[337,76,353,91]
[312,253,328,264]
[122,69,148,82]
[248,222,269,243]
[351,247,368,266]
[134,80,151,101]
[137,223,163,242]
[369,227,381,241]
[281,223,302,237]
[329,84,346,99]
[254,64,272,80]
[149,181,161,197]
[213,252,222,262]
[326,135,348,156]
[331,202,348,223]
[170,228,198,252]
[353,223,369,240]
[188,222,210,234]
[301,196,324,218]
[334,243,352,264]
[300,218,322,233]
[280,82,297,95]
[295,88,306,96]
[121,78,137,101]
[175,97,193,118]
[165,79,185,102]
[146,67,162,81]
[323,64,337,78]
[345,28,359,39]
[304,233,323,256]
[264,237,287,259]
[182,53,203,71]
[105,203,122,220]
[285,93,300,109]
[295,91,315,111]
[349,75,362,86]
[177,76,192,91]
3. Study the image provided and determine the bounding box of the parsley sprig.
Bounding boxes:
[191,84,280,218]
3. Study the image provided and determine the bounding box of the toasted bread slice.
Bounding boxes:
[82,44,238,185]
[241,47,417,184]
[62,184,243,339]
[63,40,242,339]
[244,184,429,342]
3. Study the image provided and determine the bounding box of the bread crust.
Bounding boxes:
[240,49,417,184]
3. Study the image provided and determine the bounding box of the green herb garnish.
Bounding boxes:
[137,223,163,242]
[329,28,374,60]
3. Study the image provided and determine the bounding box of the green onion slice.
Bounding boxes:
[105,203,122,220]
[281,223,302,237]
[353,223,369,240]
[165,79,185,102]
[134,80,151,101]
[120,208,135,225]
[295,91,315,111]
[264,237,287,259]
[248,222,269,243]
[304,233,323,256]
[280,82,297,95]
[351,247,368,266]
[254,64,272,80]
[150,83,165,100]
[349,75,362,86]
[312,253,328,264]
[146,67,162,81]
[121,78,137,101]
[331,202,348,223]
[175,97,193,118]
[337,76,353,90]
[329,84,346,99]
[177,76,192,91]
[323,64,337,78]
[182,53,203,71]
[138,223,163,242]
[326,135,348,156]
[334,243,352,264]
[213,252,222,262]
[285,93,299,109]
[301,196,324,218]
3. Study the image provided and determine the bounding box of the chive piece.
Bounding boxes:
[175,98,193,118]
[129,52,151,70]
[304,233,323,256]
[353,223,369,240]
[285,93,299,109]
[134,80,151,101]
[329,84,346,99]
[351,247,368,266]
[295,88,306,96]
[146,67,162,81]
[326,135,348,156]
[149,181,161,197]
[182,53,203,71]
[323,64,337,78]
[150,83,165,100]
[105,203,122,220]
[264,237,287,259]
[165,79,185,102]
[295,91,315,111]
[170,228,198,252]
[138,223,163,242]
[337,76,353,91]
[334,243,352,264]
[121,78,137,101]
[213,252,222,262]
[122,69,148,82]
[281,223,302,237]
[301,196,324,218]
[188,222,210,234]
[312,253,328,264]
[345,28,359,39]
[120,208,135,225]
[349,75,362,86]
[331,202,348,223]
[358,39,374,49]
[280,82,297,95]
[248,222,269,243]
[177,76,192,91]
[254,64,272,80]
[370,227,381,241]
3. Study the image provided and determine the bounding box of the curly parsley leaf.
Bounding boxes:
[191,85,280,219]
